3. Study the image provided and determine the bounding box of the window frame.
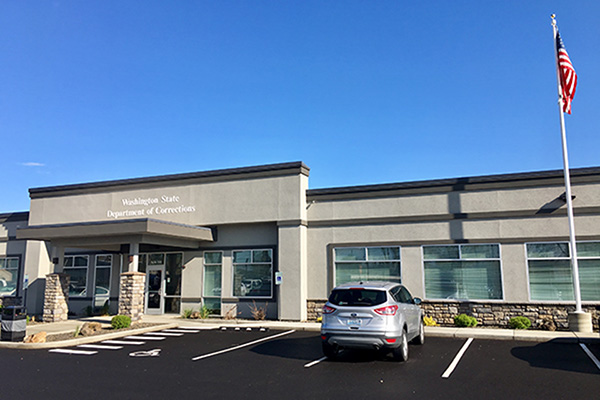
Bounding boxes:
[231,248,273,299]
[525,241,600,302]
[202,251,223,300]
[332,245,402,287]
[93,254,112,308]
[63,254,90,298]
[421,243,504,301]
[0,256,20,297]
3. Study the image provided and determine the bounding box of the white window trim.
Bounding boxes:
[202,251,223,300]
[525,240,600,303]
[421,243,505,302]
[333,245,402,287]
[231,248,273,299]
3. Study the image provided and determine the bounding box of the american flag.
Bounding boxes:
[556,30,577,114]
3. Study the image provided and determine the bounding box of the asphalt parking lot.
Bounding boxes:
[1,328,599,399]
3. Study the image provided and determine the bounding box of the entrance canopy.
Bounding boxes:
[17,218,214,251]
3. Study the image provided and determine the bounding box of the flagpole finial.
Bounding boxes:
[551,14,557,26]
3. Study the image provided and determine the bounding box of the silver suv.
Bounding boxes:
[320,281,424,361]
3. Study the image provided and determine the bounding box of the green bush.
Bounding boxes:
[454,314,478,327]
[111,315,132,330]
[182,308,194,319]
[509,316,531,330]
[199,305,211,319]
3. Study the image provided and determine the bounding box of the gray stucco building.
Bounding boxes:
[1,162,599,329]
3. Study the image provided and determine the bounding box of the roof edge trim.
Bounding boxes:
[29,161,309,197]
[307,166,600,198]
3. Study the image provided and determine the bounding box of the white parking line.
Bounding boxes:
[442,338,474,379]
[49,349,98,355]
[145,332,183,337]
[177,327,212,331]
[163,329,200,334]
[102,340,145,345]
[304,356,328,368]
[77,344,123,350]
[125,336,166,341]
[580,343,600,371]
[192,329,296,361]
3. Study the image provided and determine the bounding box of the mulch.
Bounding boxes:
[43,323,162,342]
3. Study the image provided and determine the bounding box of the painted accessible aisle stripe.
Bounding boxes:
[304,356,328,368]
[145,332,183,337]
[102,340,145,345]
[442,338,474,379]
[77,344,123,350]
[176,326,211,331]
[125,336,166,341]
[580,343,600,371]
[163,329,200,334]
[49,349,98,355]
[192,330,296,361]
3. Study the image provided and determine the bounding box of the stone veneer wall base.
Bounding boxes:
[118,272,146,322]
[43,273,70,323]
[307,299,600,331]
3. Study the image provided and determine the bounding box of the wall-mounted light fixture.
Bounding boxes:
[559,192,576,202]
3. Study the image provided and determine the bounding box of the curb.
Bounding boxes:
[173,318,322,332]
[0,323,178,350]
[2,319,597,349]
[424,326,600,343]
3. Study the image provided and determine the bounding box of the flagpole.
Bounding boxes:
[551,14,583,314]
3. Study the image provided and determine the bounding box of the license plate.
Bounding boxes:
[347,319,362,326]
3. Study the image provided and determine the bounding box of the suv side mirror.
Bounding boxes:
[412,297,422,305]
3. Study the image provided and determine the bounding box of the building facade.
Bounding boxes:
[2,162,599,329]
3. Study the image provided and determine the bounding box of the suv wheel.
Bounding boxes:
[412,319,425,345]
[392,329,409,362]
[322,342,340,359]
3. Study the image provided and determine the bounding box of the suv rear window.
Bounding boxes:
[328,289,387,307]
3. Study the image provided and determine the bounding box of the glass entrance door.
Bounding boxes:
[146,266,165,314]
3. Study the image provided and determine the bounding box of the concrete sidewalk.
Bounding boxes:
[1,314,598,349]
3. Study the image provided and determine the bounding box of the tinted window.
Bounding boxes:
[389,286,402,302]
[399,287,413,303]
[329,289,387,307]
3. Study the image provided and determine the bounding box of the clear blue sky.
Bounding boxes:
[1,1,599,213]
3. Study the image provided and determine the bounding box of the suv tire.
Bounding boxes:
[392,328,409,362]
[322,342,340,359]
[412,319,425,345]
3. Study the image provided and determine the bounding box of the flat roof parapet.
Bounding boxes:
[307,166,600,201]
[29,161,310,198]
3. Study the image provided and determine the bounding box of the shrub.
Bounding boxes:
[182,308,194,319]
[423,316,438,326]
[509,316,531,330]
[249,301,268,320]
[454,314,478,327]
[199,305,211,319]
[111,315,132,330]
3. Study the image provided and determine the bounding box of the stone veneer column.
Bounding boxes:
[43,273,70,323]
[118,272,146,322]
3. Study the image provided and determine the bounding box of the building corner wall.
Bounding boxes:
[276,173,308,321]
[23,240,53,315]
[277,224,308,321]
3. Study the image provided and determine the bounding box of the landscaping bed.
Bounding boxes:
[44,322,162,342]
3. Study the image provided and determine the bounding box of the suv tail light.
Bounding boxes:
[322,305,336,314]
[374,305,398,316]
